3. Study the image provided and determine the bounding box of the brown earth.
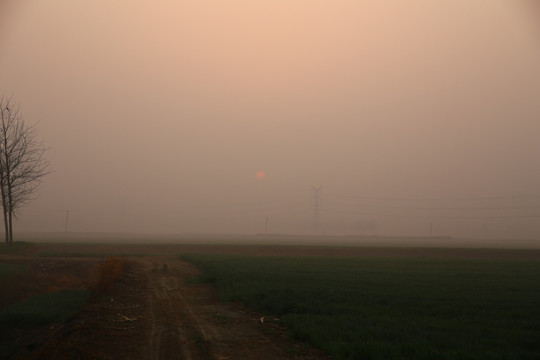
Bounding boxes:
[2,248,330,359]
[0,256,98,359]
[0,256,96,310]
[31,242,540,260]
[2,243,540,359]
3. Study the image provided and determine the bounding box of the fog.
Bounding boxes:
[1,1,539,239]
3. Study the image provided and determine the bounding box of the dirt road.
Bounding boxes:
[145,258,299,360]
[27,257,327,360]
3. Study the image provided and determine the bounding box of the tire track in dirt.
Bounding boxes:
[142,258,325,360]
[24,257,328,359]
[145,261,202,360]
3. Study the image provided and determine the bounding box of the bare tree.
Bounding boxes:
[0,97,49,245]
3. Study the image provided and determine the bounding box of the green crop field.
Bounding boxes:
[0,262,26,279]
[0,289,90,358]
[182,254,540,360]
[0,241,34,254]
[0,289,90,329]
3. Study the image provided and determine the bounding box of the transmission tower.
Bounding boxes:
[311,186,322,231]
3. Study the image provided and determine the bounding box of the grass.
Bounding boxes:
[38,251,149,258]
[0,289,90,358]
[181,254,540,360]
[0,262,26,279]
[0,289,90,329]
[0,241,34,254]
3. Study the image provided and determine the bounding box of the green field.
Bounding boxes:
[0,262,26,279]
[182,254,540,360]
[0,289,90,357]
[0,241,34,254]
[0,289,90,328]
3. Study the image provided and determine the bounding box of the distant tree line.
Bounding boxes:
[0,97,49,246]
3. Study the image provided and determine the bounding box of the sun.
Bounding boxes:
[256,171,266,180]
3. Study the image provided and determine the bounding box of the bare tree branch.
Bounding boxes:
[0,96,50,245]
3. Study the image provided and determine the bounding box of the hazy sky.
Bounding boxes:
[1,0,539,238]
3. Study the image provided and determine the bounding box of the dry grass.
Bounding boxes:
[92,257,126,298]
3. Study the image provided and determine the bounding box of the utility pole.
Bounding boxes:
[265,217,269,234]
[311,186,322,232]
[64,209,69,232]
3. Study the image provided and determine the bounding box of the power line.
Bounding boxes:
[322,202,540,211]
[321,208,540,219]
[322,192,540,218]
[326,194,540,201]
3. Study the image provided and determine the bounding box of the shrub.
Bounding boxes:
[93,257,126,297]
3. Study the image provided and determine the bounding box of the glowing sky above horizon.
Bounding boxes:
[0,1,539,238]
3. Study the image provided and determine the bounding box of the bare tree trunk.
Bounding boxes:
[6,170,13,245]
[5,145,13,246]
[0,97,49,246]
[0,108,9,245]
[1,194,8,245]
[8,210,13,245]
